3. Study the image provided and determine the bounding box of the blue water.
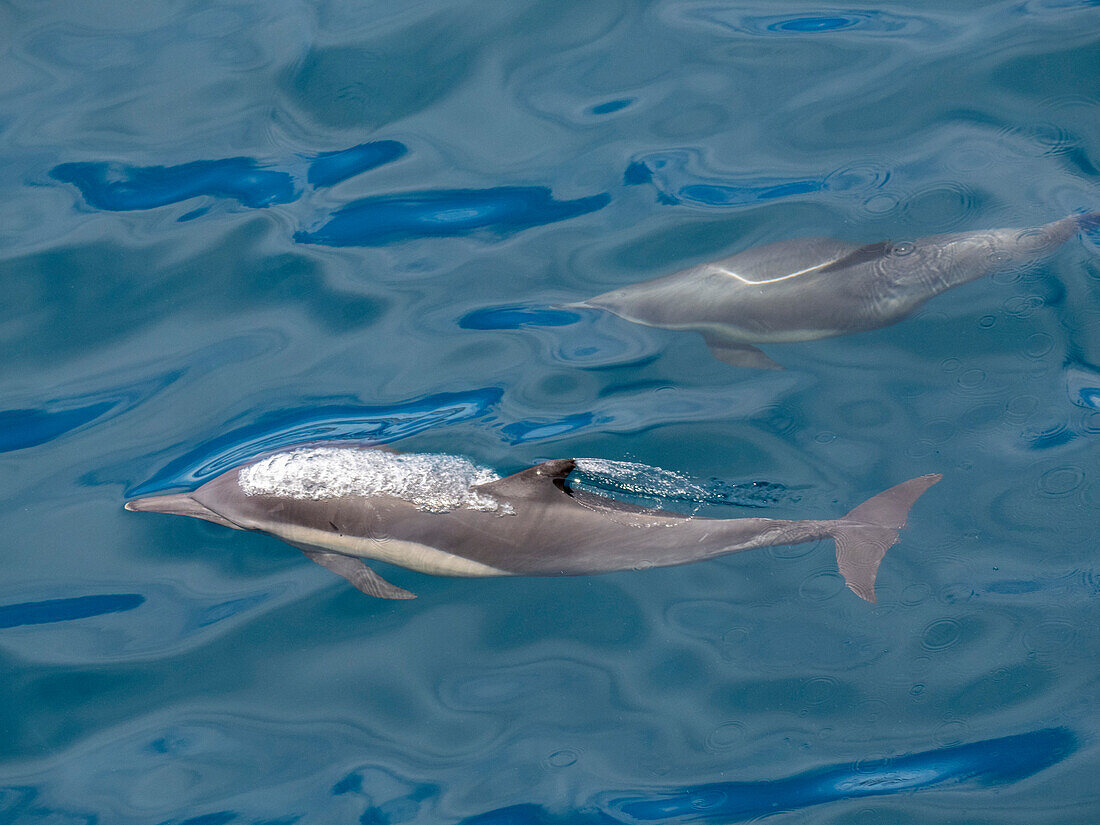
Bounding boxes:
[2,0,1099,822]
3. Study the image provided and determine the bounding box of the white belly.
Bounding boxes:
[272,523,506,578]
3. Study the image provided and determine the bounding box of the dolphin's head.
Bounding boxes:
[124,493,242,530]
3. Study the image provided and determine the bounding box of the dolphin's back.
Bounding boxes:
[703,236,869,284]
[585,214,1097,353]
[589,236,897,340]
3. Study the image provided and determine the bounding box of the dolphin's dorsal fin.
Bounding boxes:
[813,241,892,275]
[473,458,576,499]
[298,547,416,599]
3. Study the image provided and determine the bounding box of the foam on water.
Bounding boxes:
[573,458,794,510]
[575,458,704,499]
[237,447,507,513]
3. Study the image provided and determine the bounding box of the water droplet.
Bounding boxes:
[921,617,963,651]
[901,583,932,605]
[1003,295,1044,317]
[690,791,726,810]
[1022,619,1076,654]
[798,571,844,601]
[1025,333,1054,359]
[957,368,987,389]
[1005,394,1040,418]
[934,719,969,746]
[1038,465,1084,496]
[546,748,580,768]
[705,721,747,751]
[825,162,890,192]
[863,193,899,214]
[800,675,839,705]
[999,121,1077,156]
[902,182,978,230]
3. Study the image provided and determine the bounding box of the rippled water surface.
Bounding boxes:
[2,0,1099,821]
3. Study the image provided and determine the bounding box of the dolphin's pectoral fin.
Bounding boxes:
[299,548,417,599]
[700,335,783,370]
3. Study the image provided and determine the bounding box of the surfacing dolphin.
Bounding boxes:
[576,212,1099,369]
[125,445,940,603]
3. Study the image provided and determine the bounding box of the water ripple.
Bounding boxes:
[624,149,889,209]
[128,388,502,495]
[667,4,941,39]
[603,728,1075,822]
[0,372,178,453]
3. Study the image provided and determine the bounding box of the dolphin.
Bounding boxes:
[124,444,940,603]
[575,212,1099,369]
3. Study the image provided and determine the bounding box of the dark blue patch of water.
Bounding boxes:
[1,372,182,453]
[51,159,296,210]
[607,728,1075,821]
[307,140,407,187]
[450,729,1074,824]
[294,187,610,246]
[0,594,145,628]
[502,413,595,443]
[458,305,581,330]
[770,16,858,32]
[589,99,633,115]
[624,155,824,207]
[0,402,115,453]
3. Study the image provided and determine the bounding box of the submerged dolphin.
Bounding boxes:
[577,213,1099,368]
[125,445,940,602]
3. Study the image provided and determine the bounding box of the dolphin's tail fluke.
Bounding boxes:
[828,474,942,603]
[1034,212,1100,248]
[1075,211,1100,232]
[124,493,240,530]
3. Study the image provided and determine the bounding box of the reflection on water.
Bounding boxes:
[129,388,503,495]
[1,372,179,453]
[294,187,611,247]
[50,144,609,247]
[0,594,144,628]
[51,159,296,211]
[605,728,1075,823]
[307,140,408,186]
[0,724,1073,823]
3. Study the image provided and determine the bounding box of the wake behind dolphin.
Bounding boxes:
[576,212,1099,368]
[125,444,940,603]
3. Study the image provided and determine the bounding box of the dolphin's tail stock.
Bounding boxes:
[1033,211,1100,248]
[827,474,942,603]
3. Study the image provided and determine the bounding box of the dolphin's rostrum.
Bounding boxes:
[576,213,1099,368]
[125,445,940,603]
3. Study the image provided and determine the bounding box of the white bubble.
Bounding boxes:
[237,447,509,513]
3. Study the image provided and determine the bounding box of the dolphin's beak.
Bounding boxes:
[124,494,240,529]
